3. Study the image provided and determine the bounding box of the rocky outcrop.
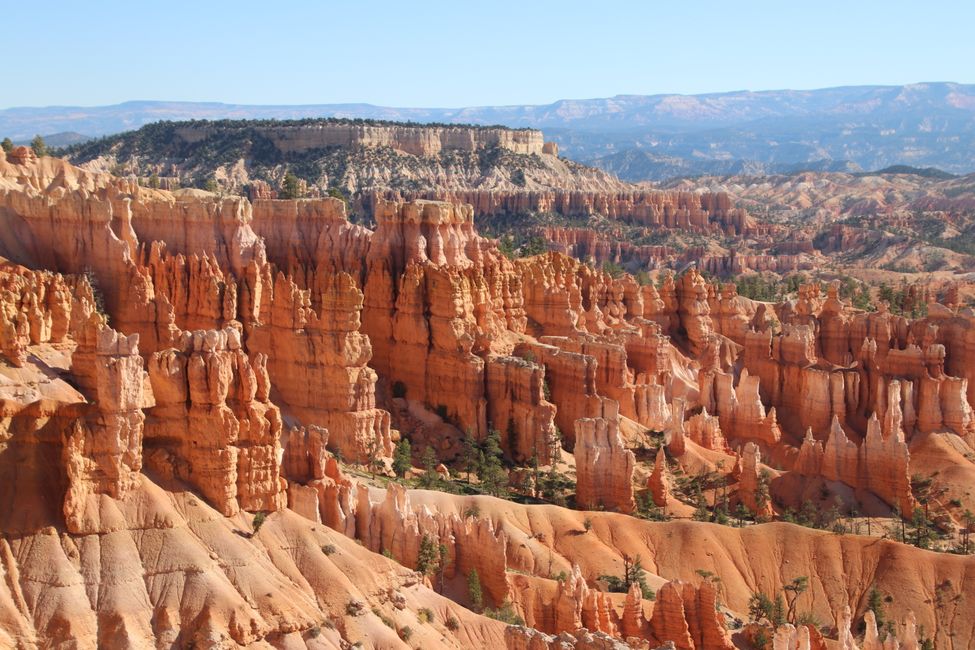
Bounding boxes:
[0,267,73,365]
[665,399,688,456]
[648,447,672,507]
[173,122,547,157]
[795,415,916,516]
[504,626,632,650]
[373,188,753,234]
[675,270,716,356]
[540,226,676,268]
[511,565,619,637]
[486,355,561,463]
[686,409,726,451]
[63,318,155,534]
[734,442,773,519]
[246,269,392,462]
[145,327,286,516]
[649,581,733,650]
[574,410,636,513]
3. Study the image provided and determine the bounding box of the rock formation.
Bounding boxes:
[649,581,733,650]
[63,318,154,534]
[0,152,974,648]
[574,411,636,513]
[146,327,286,516]
[648,447,672,507]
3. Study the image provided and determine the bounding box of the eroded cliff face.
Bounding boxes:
[174,122,548,157]
[371,187,754,234]
[0,152,973,648]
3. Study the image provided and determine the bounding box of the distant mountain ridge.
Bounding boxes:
[5,82,975,180]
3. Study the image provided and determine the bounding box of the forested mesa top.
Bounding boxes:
[61,118,551,159]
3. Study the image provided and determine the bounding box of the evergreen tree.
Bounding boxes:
[748,592,775,623]
[0,138,13,153]
[467,569,483,611]
[755,469,771,520]
[771,594,787,626]
[734,503,750,527]
[392,438,412,477]
[598,554,654,600]
[437,543,448,593]
[691,483,710,521]
[462,433,481,482]
[280,171,302,199]
[416,535,440,577]
[624,555,655,600]
[783,576,809,624]
[866,587,887,633]
[962,510,975,553]
[417,445,441,489]
[909,508,935,549]
[30,135,46,156]
[478,429,507,496]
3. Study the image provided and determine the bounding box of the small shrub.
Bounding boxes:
[321,544,337,555]
[398,626,413,641]
[371,607,397,629]
[484,601,524,625]
[346,600,365,616]
[308,626,321,638]
[417,607,434,623]
[445,616,460,631]
[252,512,267,532]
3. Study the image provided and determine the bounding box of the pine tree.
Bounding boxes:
[771,594,786,626]
[691,483,710,521]
[734,503,750,527]
[437,543,448,593]
[416,535,439,577]
[624,555,655,600]
[392,438,412,477]
[30,135,46,156]
[462,433,481,482]
[0,138,13,153]
[783,576,809,624]
[867,587,887,632]
[748,592,774,623]
[417,445,440,489]
[280,171,302,199]
[962,510,975,553]
[478,429,507,496]
[467,568,483,611]
[755,469,771,520]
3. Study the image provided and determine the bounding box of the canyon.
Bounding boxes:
[0,141,974,650]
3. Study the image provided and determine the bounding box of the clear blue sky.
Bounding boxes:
[5,0,973,108]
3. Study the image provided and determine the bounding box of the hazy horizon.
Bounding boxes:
[2,79,973,112]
